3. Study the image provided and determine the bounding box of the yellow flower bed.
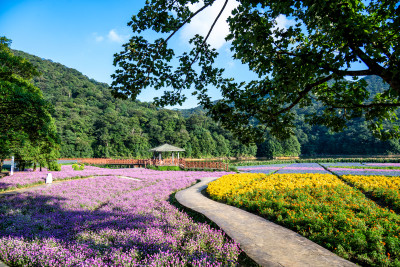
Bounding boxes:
[342,175,400,191]
[207,173,266,201]
[207,173,400,265]
[207,173,344,200]
[342,175,400,213]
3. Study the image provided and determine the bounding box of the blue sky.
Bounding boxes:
[1,0,269,109]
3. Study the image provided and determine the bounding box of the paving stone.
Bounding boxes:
[175,177,357,267]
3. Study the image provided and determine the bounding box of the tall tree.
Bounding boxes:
[0,37,59,164]
[111,0,400,142]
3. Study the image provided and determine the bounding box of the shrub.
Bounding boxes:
[47,161,61,171]
[72,164,85,171]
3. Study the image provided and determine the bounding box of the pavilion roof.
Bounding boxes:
[149,143,185,152]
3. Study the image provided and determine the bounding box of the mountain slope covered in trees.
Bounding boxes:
[14,50,257,159]
[14,50,400,158]
[178,75,400,157]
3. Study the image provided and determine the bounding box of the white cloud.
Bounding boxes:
[107,29,129,43]
[92,30,129,44]
[180,0,239,50]
[274,14,296,31]
[95,35,104,42]
[271,14,296,40]
[227,60,235,68]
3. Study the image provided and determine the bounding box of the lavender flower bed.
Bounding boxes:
[275,168,330,174]
[0,165,146,192]
[237,167,280,171]
[237,164,286,175]
[364,163,400,167]
[239,169,278,174]
[237,164,288,169]
[320,162,366,167]
[329,168,400,176]
[274,163,328,174]
[0,170,240,266]
[238,163,329,174]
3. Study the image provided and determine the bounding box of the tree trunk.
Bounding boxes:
[0,159,4,172]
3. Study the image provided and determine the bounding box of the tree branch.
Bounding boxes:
[272,75,334,116]
[275,50,373,76]
[189,0,229,66]
[348,43,386,74]
[330,102,400,109]
[161,1,214,47]
[326,69,373,76]
[142,1,217,88]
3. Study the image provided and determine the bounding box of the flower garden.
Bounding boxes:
[0,166,240,266]
[2,162,400,266]
[209,162,400,266]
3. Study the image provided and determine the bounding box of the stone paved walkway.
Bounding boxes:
[175,177,357,267]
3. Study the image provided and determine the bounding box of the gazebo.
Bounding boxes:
[149,143,185,162]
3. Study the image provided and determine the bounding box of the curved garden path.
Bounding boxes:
[175,177,357,267]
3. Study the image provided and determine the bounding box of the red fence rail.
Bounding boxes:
[70,158,229,171]
[3,158,229,171]
[77,158,149,166]
[180,160,229,171]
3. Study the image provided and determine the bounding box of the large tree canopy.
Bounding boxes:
[111,0,400,142]
[0,37,59,164]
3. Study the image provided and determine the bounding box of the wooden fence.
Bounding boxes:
[180,160,229,171]
[76,158,149,167]
[63,158,229,171]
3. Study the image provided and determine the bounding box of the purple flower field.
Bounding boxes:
[364,163,400,167]
[238,162,400,176]
[0,168,240,266]
[237,164,285,175]
[325,163,400,176]
[238,163,329,174]
[329,169,400,176]
[321,163,366,167]
[1,165,156,192]
[275,163,329,174]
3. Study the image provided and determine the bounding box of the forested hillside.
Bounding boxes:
[14,50,400,158]
[178,75,400,157]
[14,50,257,159]
[291,75,399,156]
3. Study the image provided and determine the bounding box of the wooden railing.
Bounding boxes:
[180,160,229,171]
[77,158,148,166]
[56,158,230,171]
[148,158,182,166]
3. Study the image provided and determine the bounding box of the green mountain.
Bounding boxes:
[13,50,257,159]
[175,75,400,156]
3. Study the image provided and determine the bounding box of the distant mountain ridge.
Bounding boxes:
[177,75,390,117]
[13,50,258,159]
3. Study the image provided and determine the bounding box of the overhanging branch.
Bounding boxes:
[330,102,400,109]
[189,0,229,65]
[161,1,214,47]
[272,75,334,116]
